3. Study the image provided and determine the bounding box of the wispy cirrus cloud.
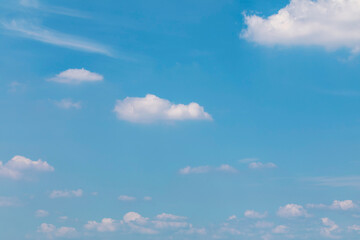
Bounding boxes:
[20,0,90,18]
[54,99,81,110]
[306,176,360,188]
[179,164,237,175]
[2,20,113,56]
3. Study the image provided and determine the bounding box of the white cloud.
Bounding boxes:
[123,212,148,224]
[85,218,118,232]
[152,220,188,229]
[277,204,309,218]
[3,20,112,56]
[156,213,187,221]
[49,68,103,84]
[38,223,77,238]
[272,225,288,234]
[59,216,68,221]
[248,162,277,169]
[55,99,81,109]
[348,224,360,231]
[242,0,360,53]
[8,81,26,93]
[49,189,83,199]
[144,196,152,201]
[0,197,19,207]
[330,200,356,210]
[179,166,211,175]
[320,218,339,238]
[244,210,267,219]
[113,94,212,123]
[36,209,49,218]
[217,164,238,173]
[20,0,89,18]
[307,200,357,211]
[179,164,237,175]
[0,155,54,180]
[118,195,136,201]
[227,215,237,221]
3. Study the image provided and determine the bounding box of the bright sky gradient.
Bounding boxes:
[1,0,360,239]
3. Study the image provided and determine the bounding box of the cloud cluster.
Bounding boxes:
[242,0,360,53]
[85,212,197,236]
[307,200,357,211]
[49,189,83,199]
[49,68,103,84]
[38,223,77,238]
[0,155,54,180]
[320,218,339,238]
[113,94,212,123]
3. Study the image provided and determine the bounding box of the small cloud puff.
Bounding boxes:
[49,68,103,84]
[113,94,212,123]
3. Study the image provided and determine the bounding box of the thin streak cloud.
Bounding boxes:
[2,20,113,56]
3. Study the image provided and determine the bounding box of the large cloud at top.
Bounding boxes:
[242,0,360,53]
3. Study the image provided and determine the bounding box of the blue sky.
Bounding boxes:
[1,0,360,239]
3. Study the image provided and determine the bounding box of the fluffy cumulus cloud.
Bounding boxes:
[55,99,81,109]
[49,68,103,84]
[113,94,212,123]
[49,189,83,199]
[277,204,309,218]
[331,200,356,210]
[0,155,54,180]
[244,210,268,219]
[38,223,77,238]
[242,0,360,53]
[320,218,339,238]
